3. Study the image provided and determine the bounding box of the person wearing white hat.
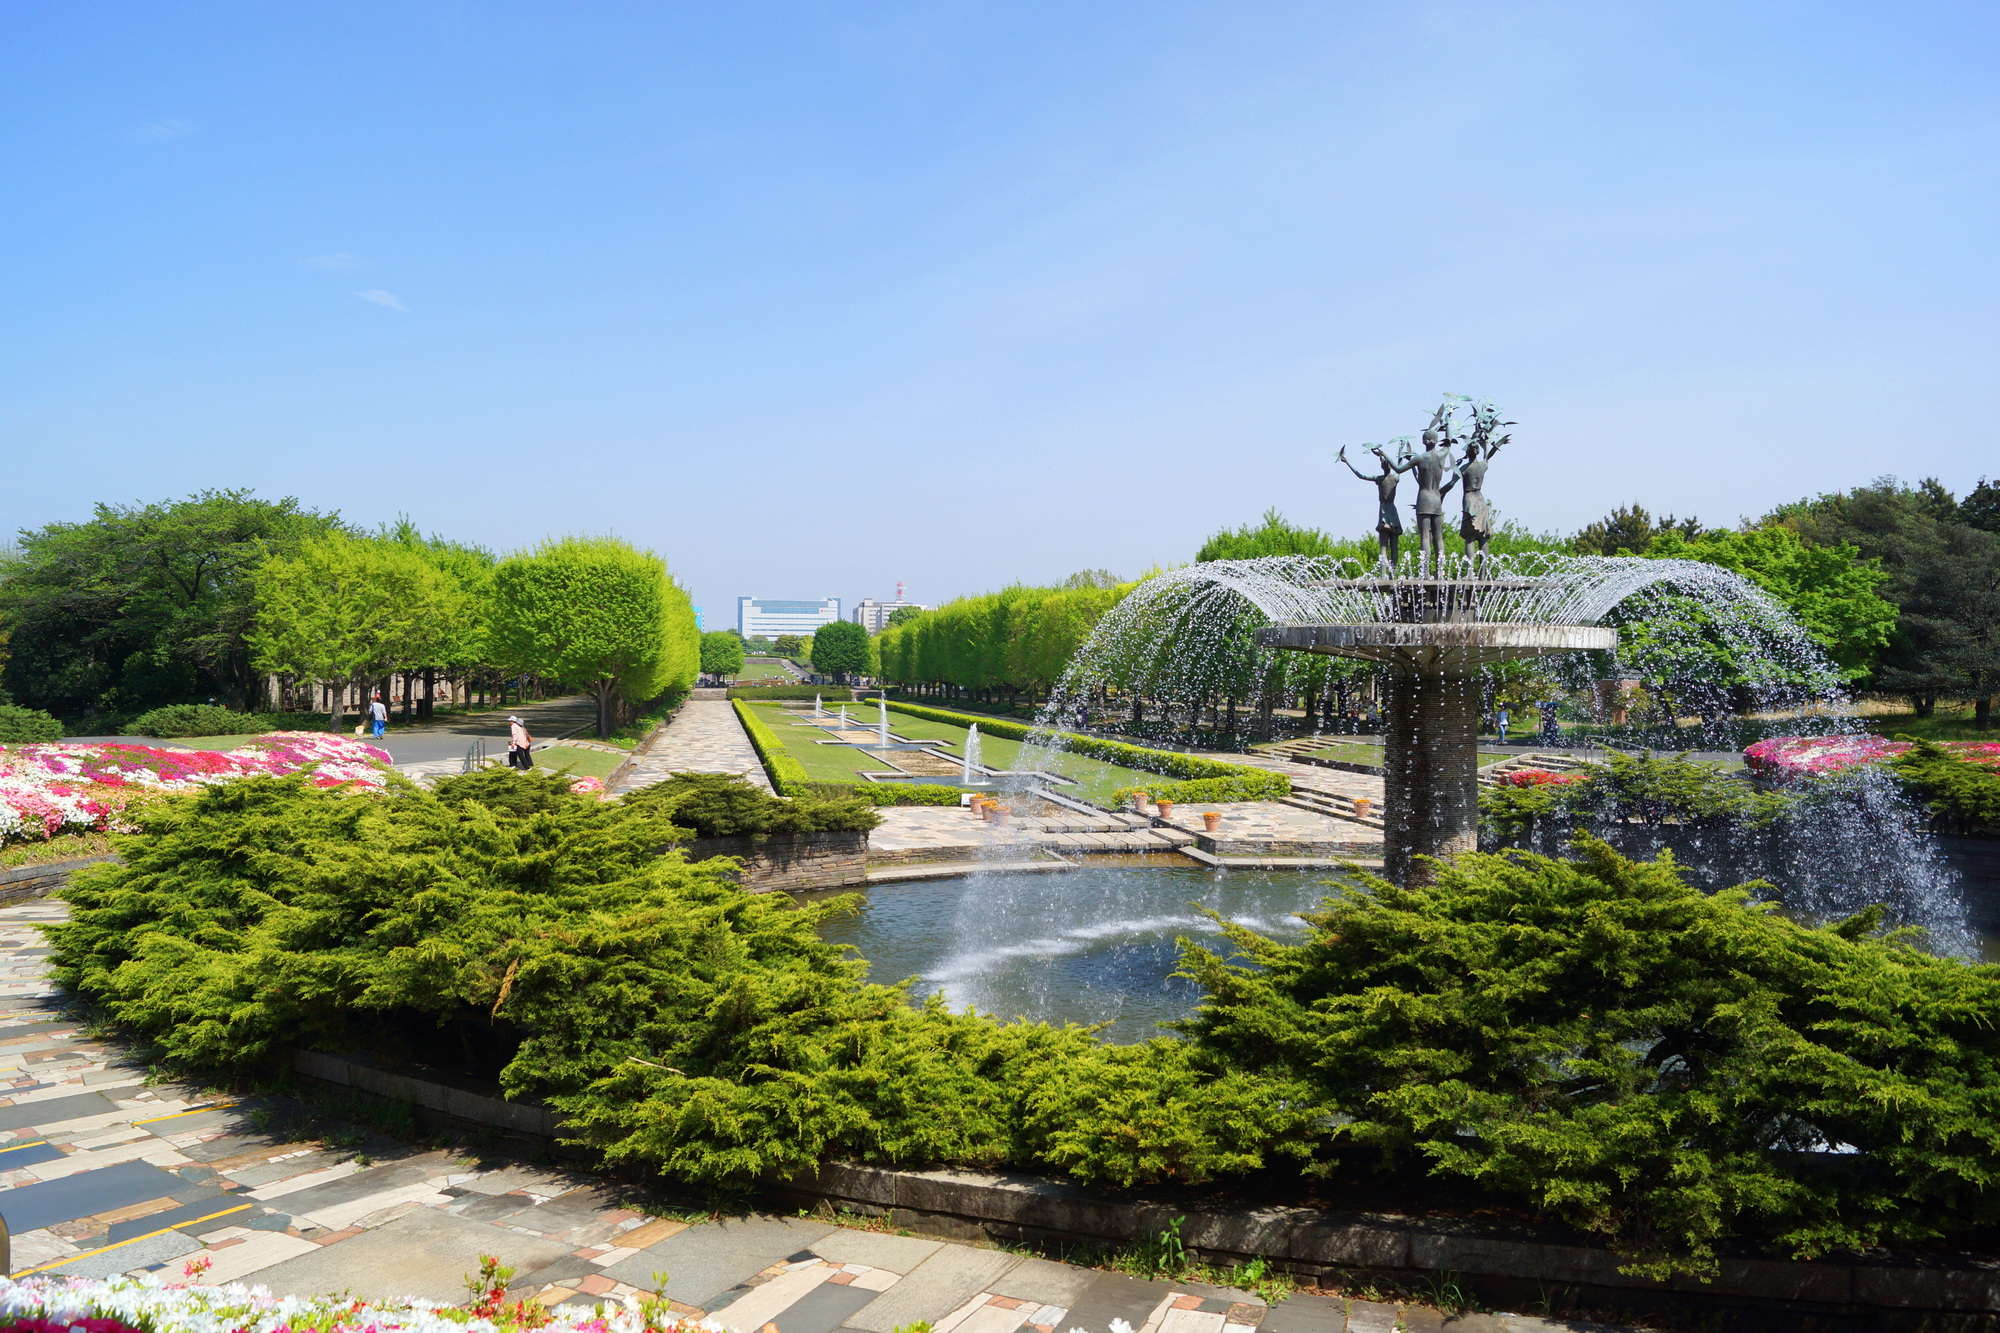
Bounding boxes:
[507,715,533,770]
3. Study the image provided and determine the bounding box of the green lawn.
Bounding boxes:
[736,658,796,681]
[742,703,904,782]
[532,746,625,779]
[1850,705,1997,743]
[748,701,1163,802]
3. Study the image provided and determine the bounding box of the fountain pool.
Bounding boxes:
[807,858,1352,1042]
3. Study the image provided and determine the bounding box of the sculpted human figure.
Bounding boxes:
[1338,441,1412,568]
[1456,403,1512,577]
[1410,404,1461,576]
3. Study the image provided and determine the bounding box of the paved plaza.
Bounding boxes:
[0,900,1622,1332]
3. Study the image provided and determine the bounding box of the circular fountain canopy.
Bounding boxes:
[1256,621,1618,668]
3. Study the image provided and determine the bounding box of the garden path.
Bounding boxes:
[612,700,772,794]
[0,900,1624,1333]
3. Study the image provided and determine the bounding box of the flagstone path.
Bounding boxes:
[612,700,774,795]
[0,900,1625,1333]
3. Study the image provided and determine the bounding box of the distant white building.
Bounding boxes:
[738,596,840,639]
[853,597,929,633]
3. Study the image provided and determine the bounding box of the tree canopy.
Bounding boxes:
[700,629,746,678]
[0,490,338,716]
[249,532,469,730]
[488,536,699,737]
[808,618,870,682]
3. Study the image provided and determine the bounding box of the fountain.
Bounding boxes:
[1022,396,1853,888]
[961,723,983,787]
[878,691,891,750]
[813,693,823,717]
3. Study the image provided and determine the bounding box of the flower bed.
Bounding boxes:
[0,732,394,846]
[1503,768,1586,787]
[0,1272,720,1333]
[1744,734,2000,778]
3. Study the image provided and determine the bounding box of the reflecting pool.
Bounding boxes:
[810,857,1351,1043]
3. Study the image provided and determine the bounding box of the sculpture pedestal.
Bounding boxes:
[1381,670,1481,884]
[1255,616,1617,885]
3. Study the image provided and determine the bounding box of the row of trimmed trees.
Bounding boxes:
[250,531,698,738]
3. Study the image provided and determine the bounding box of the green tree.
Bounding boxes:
[1572,503,1705,555]
[700,630,746,679]
[773,634,803,657]
[249,533,467,731]
[809,618,870,683]
[1196,508,1343,562]
[1782,480,2000,723]
[885,605,925,629]
[0,490,338,716]
[489,536,698,737]
[1645,526,1896,681]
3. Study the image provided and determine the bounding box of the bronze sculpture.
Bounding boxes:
[1409,402,1461,577]
[1338,440,1411,568]
[1457,401,1510,576]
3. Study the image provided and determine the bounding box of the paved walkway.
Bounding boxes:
[613,700,772,794]
[0,900,1622,1332]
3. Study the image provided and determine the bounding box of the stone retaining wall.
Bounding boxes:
[683,829,868,891]
[0,854,118,907]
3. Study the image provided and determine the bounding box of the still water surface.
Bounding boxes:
[812,860,1349,1043]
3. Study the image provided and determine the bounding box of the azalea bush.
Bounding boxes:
[1501,768,1585,787]
[1743,732,2000,778]
[0,732,392,846]
[0,1271,720,1333]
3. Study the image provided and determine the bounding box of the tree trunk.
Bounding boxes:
[1978,695,1993,730]
[422,668,435,719]
[595,681,616,738]
[1914,694,1936,718]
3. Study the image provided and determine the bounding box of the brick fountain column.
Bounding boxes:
[1258,595,1617,885]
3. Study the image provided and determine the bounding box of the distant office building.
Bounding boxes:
[738,596,840,639]
[853,597,929,632]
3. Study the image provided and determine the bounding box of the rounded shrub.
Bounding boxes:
[0,705,63,743]
[128,704,287,738]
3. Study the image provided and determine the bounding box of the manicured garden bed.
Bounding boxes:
[48,767,2000,1282]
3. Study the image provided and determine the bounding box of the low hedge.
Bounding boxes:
[733,699,810,796]
[728,685,853,701]
[0,705,64,743]
[886,702,1289,801]
[129,704,296,738]
[806,780,962,807]
[627,772,879,837]
[1111,776,1289,806]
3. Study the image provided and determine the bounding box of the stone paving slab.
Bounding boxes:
[614,700,773,794]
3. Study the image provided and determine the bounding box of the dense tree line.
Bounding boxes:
[0,492,698,738]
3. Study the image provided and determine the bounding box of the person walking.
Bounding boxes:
[369,694,388,739]
[507,715,533,770]
[1496,704,1511,745]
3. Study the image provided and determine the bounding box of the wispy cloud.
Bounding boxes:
[135,119,195,142]
[304,253,361,271]
[355,289,408,311]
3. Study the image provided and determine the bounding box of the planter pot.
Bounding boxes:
[1202,812,1222,833]
[1352,797,1372,820]
[1132,795,1150,814]
[1156,800,1175,819]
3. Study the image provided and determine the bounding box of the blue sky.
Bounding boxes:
[3,2,1995,621]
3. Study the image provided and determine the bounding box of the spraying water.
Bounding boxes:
[996,550,1969,951]
[962,724,983,785]
[878,692,891,749]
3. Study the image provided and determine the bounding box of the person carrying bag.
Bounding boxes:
[507,715,534,770]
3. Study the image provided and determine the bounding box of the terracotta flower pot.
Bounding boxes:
[1156,800,1175,819]
[1352,797,1372,820]
[1202,811,1222,833]
[1132,794,1150,813]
